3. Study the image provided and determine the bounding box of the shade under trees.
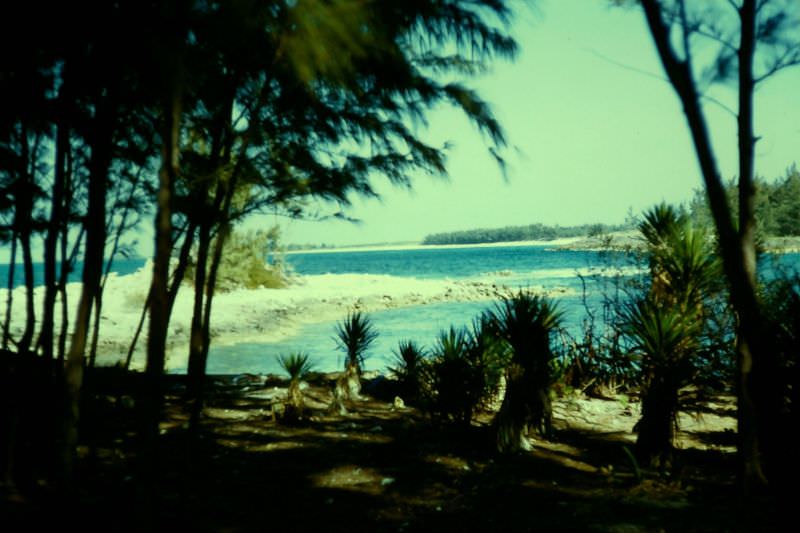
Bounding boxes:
[0,0,520,505]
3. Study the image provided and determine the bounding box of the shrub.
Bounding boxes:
[490,291,562,453]
[335,310,378,375]
[624,204,727,467]
[389,340,427,404]
[277,352,315,422]
[333,311,378,403]
[621,298,701,466]
[186,227,289,292]
[423,317,508,429]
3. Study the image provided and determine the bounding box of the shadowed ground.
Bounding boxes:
[1,372,771,532]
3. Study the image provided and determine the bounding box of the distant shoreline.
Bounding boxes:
[285,236,586,255]
[287,231,800,255]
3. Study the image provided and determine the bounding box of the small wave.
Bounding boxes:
[476,266,642,281]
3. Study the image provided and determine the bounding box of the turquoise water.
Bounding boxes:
[206,245,635,375]
[0,257,147,289]
[2,245,796,375]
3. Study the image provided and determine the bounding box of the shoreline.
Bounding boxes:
[285,237,586,255]
[287,231,800,255]
[1,267,573,372]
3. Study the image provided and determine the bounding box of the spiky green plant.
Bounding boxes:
[333,311,378,403]
[424,324,503,428]
[389,340,427,404]
[278,352,315,383]
[638,203,687,250]
[335,311,378,374]
[626,204,727,467]
[466,313,510,403]
[621,297,702,466]
[490,291,563,453]
[425,327,472,426]
[277,352,315,422]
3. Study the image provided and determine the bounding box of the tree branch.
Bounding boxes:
[754,47,800,84]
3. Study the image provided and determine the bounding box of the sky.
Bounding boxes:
[275,0,800,247]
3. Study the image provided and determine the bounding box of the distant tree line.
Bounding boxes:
[688,164,800,238]
[422,222,629,246]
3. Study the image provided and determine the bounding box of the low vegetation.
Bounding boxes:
[688,164,800,239]
[277,351,315,423]
[185,227,290,292]
[333,311,378,406]
[422,222,630,246]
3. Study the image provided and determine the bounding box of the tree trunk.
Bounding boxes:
[190,185,233,431]
[16,125,36,356]
[187,217,211,430]
[140,84,181,513]
[17,227,36,355]
[57,151,78,368]
[186,93,234,432]
[640,0,770,492]
[39,107,69,363]
[60,108,113,481]
[734,0,769,494]
[635,373,679,469]
[89,166,145,368]
[124,291,151,372]
[495,368,533,453]
[57,226,84,370]
[2,236,17,351]
[123,221,197,372]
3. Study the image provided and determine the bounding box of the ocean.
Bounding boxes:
[3,245,797,375]
[209,245,637,375]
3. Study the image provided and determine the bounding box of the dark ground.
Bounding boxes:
[0,372,780,532]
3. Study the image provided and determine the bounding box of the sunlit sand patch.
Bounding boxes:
[312,465,389,494]
[247,441,311,453]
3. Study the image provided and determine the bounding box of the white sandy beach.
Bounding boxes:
[1,263,572,371]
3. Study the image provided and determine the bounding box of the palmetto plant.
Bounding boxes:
[423,319,507,429]
[621,298,702,466]
[639,204,722,306]
[490,291,563,453]
[426,326,475,427]
[335,311,378,375]
[278,352,315,383]
[277,352,315,422]
[625,204,725,466]
[389,340,427,404]
[334,311,378,402]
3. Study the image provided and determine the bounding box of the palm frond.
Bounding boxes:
[277,351,315,382]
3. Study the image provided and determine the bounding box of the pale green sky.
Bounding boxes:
[278,0,800,246]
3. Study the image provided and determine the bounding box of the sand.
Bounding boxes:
[1,262,573,370]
